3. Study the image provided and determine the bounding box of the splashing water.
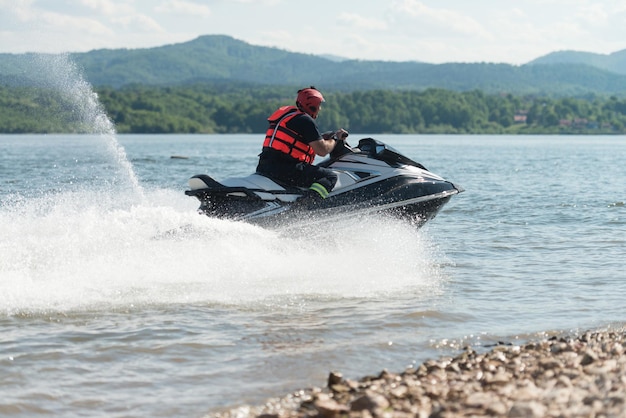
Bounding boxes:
[0,192,443,316]
[26,53,143,198]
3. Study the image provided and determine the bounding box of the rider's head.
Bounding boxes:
[296,86,325,119]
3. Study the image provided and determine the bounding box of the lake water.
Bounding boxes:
[1,133,625,417]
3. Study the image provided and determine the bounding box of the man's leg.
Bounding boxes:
[298,164,337,198]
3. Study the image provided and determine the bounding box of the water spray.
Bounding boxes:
[27,53,144,199]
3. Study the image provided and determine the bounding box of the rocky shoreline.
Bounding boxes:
[208,327,626,418]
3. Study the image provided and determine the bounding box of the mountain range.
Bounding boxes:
[2,35,626,96]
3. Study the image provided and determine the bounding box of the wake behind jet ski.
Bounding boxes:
[185,137,463,228]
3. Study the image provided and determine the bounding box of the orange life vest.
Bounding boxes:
[263,106,316,164]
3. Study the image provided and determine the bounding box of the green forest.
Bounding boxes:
[3,83,626,134]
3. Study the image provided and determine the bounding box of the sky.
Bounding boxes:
[1,0,625,65]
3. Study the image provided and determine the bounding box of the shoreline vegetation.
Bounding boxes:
[209,326,626,418]
[3,85,626,135]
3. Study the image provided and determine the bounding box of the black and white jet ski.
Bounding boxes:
[185,137,463,227]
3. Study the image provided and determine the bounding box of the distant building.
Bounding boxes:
[514,111,527,124]
[560,118,599,129]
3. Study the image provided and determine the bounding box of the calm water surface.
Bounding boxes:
[1,134,625,417]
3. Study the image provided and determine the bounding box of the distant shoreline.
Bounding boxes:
[3,86,626,135]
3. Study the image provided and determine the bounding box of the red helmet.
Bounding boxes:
[296,86,325,119]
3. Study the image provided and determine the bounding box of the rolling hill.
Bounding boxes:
[2,35,626,96]
[528,49,626,75]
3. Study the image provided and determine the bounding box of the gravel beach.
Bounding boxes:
[208,327,626,418]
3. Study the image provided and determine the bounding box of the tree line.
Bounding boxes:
[2,84,626,134]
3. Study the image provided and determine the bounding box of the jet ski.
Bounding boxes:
[185,137,463,227]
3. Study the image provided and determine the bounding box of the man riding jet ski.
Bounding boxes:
[185,136,464,228]
[186,86,462,227]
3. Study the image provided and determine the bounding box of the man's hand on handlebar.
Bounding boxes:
[332,129,349,141]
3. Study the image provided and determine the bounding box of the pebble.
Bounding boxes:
[207,327,626,418]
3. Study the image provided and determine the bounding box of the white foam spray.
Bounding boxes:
[0,192,443,316]
[27,53,142,198]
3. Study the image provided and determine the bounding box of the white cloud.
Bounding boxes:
[227,0,282,4]
[339,12,387,31]
[78,0,135,16]
[510,8,527,19]
[1,0,38,24]
[112,14,164,32]
[43,12,115,36]
[575,3,609,24]
[155,0,211,17]
[390,0,491,39]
